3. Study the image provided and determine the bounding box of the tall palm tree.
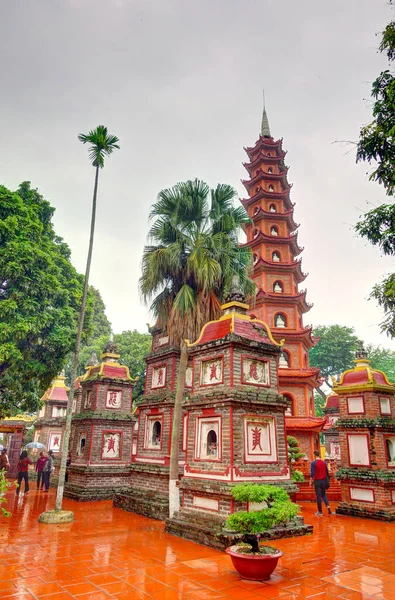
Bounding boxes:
[140,179,255,517]
[55,126,119,512]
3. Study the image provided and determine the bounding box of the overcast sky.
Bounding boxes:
[1,0,395,350]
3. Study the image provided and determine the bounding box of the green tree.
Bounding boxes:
[366,344,395,382]
[114,330,151,401]
[356,6,395,336]
[309,325,359,399]
[0,183,84,417]
[140,179,255,516]
[87,286,112,342]
[56,126,119,513]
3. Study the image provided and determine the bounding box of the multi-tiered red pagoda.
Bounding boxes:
[241,106,324,458]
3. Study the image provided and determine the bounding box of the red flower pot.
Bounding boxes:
[226,545,283,581]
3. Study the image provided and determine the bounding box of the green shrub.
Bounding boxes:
[291,470,305,482]
[0,470,11,517]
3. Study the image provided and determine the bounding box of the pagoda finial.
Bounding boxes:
[261,90,271,138]
[356,340,368,360]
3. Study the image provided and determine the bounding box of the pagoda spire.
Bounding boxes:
[261,91,271,137]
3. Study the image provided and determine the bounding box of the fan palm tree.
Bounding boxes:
[55,126,119,512]
[140,178,255,517]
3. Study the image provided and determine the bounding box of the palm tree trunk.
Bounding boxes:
[55,164,100,511]
[169,340,188,518]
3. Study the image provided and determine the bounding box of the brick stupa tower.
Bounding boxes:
[240,104,324,458]
[334,343,395,520]
[34,372,69,454]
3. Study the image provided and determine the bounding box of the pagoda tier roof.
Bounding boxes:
[241,188,294,212]
[272,326,317,348]
[243,158,289,179]
[285,415,326,432]
[255,288,313,314]
[242,172,292,194]
[244,135,284,158]
[244,231,304,256]
[252,207,299,231]
[253,257,307,283]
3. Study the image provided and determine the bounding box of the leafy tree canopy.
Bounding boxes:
[0,183,85,417]
[356,6,395,336]
[309,325,359,384]
[86,286,112,342]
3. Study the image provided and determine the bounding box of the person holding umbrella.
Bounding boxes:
[35,452,47,490]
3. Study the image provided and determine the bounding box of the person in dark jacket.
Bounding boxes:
[0,448,10,472]
[310,450,332,516]
[42,450,54,492]
[16,451,33,495]
[35,452,47,490]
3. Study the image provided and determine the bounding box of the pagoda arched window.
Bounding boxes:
[274,313,287,328]
[267,153,271,157]
[268,167,273,174]
[268,185,274,192]
[273,281,283,293]
[253,253,258,265]
[272,251,281,262]
[270,226,278,236]
[309,397,315,416]
[253,206,260,216]
[279,350,290,369]
[269,204,276,212]
[253,228,260,239]
[255,186,261,194]
[304,353,308,368]
[207,430,218,456]
[152,421,161,446]
[283,393,295,416]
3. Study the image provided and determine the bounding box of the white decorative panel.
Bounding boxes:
[106,390,122,409]
[192,496,219,511]
[347,397,364,414]
[151,366,166,389]
[102,432,121,459]
[348,435,370,466]
[38,405,45,418]
[242,358,269,386]
[158,336,169,346]
[48,431,62,452]
[350,487,374,502]
[392,490,395,504]
[185,366,193,388]
[201,358,223,386]
[244,418,277,462]
[84,390,93,409]
[72,399,77,414]
[330,443,341,459]
[380,397,391,415]
[386,436,395,466]
[144,416,162,449]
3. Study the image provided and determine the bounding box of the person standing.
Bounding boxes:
[35,452,47,490]
[0,448,10,472]
[16,451,33,495]
[310,450,332,516]
[42,450,54,492]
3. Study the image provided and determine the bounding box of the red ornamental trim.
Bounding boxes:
[185,463,230,477]
[101,429,124,461]
[194,415,222,462]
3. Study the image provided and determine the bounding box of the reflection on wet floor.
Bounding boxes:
[0,487,394,599]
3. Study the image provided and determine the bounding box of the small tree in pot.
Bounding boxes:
[225,484,299,580]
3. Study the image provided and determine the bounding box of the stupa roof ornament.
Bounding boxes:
[261,91,271,138]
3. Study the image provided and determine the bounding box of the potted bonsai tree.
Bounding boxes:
[225,483,299,580]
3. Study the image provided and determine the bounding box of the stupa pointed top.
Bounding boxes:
[224,274,246,306]
[355,340,368,361]
[85,352,99,368]
[261,92,271,137]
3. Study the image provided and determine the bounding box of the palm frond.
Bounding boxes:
[78,125,120,168]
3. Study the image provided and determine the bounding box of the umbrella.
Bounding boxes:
[24,442,46,449]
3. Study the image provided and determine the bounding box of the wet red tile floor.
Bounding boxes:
[1,488,394,599]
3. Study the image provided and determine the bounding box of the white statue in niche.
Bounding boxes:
[279,352,289,368]
[275,314,286,328]
[273,282,283,292]
[253,253,258,265]
[268,185,274,192]
[200,420,219,459]
[253,229,259,239]
[270,227,278,236]
[272,252,280,262]
[243,359,269,386]
[269,204,276,212]
[201,358,222,385]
